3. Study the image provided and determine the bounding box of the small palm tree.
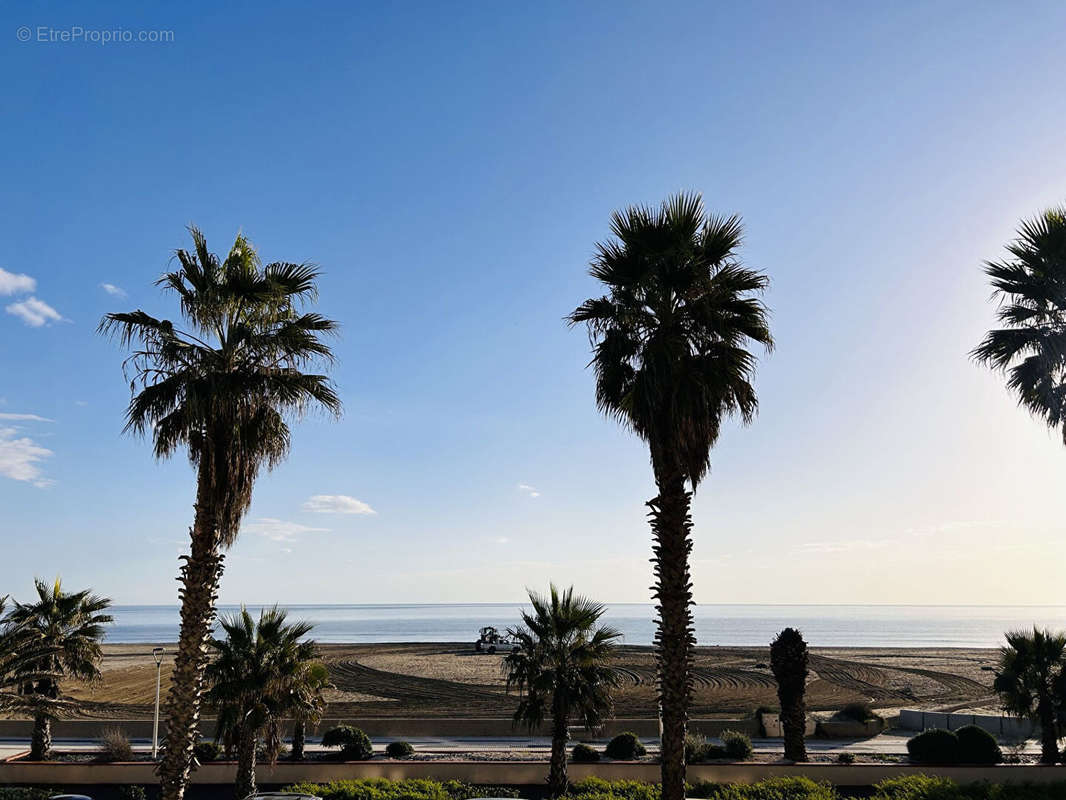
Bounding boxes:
[993,628,1066,763]
[504,585,621,797]
[99,228,340,800]
[0,597,71,724]
[289,660,331,760]
[974,207,1066,439]
[5,579,112,760]
[769,627,808,762]
[569,192,772,800]
[205,606,318,798]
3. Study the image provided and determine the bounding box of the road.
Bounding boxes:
[0,731,1046,760]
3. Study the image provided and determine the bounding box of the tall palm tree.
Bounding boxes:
[99,229,340,800]
[993,628,1066,763]
[568,192,772,800]
[973,207,1066,438]
[289,660,331,760]
[5,578,112,760]
[504,585,621,797]
[205,606,318,798]
[769,627,808,762]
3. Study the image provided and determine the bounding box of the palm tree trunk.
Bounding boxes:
[547,702,570,797]
[234,727,257,799]
[782,692,807,762]
[1038,699,1058,763]
[159,462,226,800]
[648,458,695,800]
[291,720,305,761]
[30,713,51,761]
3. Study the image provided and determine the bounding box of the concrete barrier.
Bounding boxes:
[896,709,1033,738]
[4,759,1066,786]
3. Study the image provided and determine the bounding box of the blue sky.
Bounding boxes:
[3,1,1066,606]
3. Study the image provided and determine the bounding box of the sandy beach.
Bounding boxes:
[54,643,999,720]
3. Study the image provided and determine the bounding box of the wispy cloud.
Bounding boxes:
[6,297,65,327]
[302,494,377,515]
[100,283,127,298]
[242,518,330,542]
[797,539,893,554]
[517,483,541,498]
[0,426,54,487]
[0,268,35,296]
[905,521,1004,537]
[0,413,53,422]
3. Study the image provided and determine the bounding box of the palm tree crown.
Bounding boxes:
[7,578,112,690]
[993,627,1066,763]
[99,228,341,543]
[974,208,1066,441]
[569,192,773,485]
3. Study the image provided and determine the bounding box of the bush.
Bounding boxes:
[571,743,600,762]
[838,702,876,722]
[954,724,1001,764]
[721,729,754,760]
[193,740,222,762]
[570,778,659,800]
[284,780,518,800]
[836,752,855,764]
[604,731,646,760]
[688,777,837,800]
[98,727,134,762]
[386,740,414,759]
[119,787,147,800]
[321,725,374,760]
[906,728,960,764]
[0,791,55,800]
[685,732,708,763]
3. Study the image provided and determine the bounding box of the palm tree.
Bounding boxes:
[205,606,318,798]
[993,628,1066,763]
[504,585,621,797]
[0,597,73,725]
[289,660,331,760]
[769,627,808,762]
[99,229,340,800]
[568,192,772,800]
[974,207,1066,439]
[5,578,112,760]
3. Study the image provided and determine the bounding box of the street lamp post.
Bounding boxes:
[152,647,166,760]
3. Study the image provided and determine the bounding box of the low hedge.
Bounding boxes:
[906,727,1003,765]
[284,780,519,800]
[604,731,646,760]
[572,743,601,762]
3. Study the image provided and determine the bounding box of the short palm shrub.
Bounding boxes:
[385,740,414,759]
[98,727,134,761]
[193,740,222,762]
[571,743,600,762]
[321,725,373,760]
[906,728,960,764]
[721,729,753,760]
[604,731,646,760]
[954,725,1002,764]
[838,702,875,722]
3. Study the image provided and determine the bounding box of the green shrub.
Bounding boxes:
[688,777,837,800]
[906,728,960,764]
[385,740,414,759]
[119,787,147,800]
[284,780,518,800]
[604,731,646,760]
[98,726,134,761]
[838,702,875,722]
[570,778,659,800]
[193,740,222,762]
[571,743,600,762]
[0,790,55,800]
[954,725,1001,764]
[685,732,708,763]
[836,752,855,764]
[320,725,374,760]
[721,729,754,760]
